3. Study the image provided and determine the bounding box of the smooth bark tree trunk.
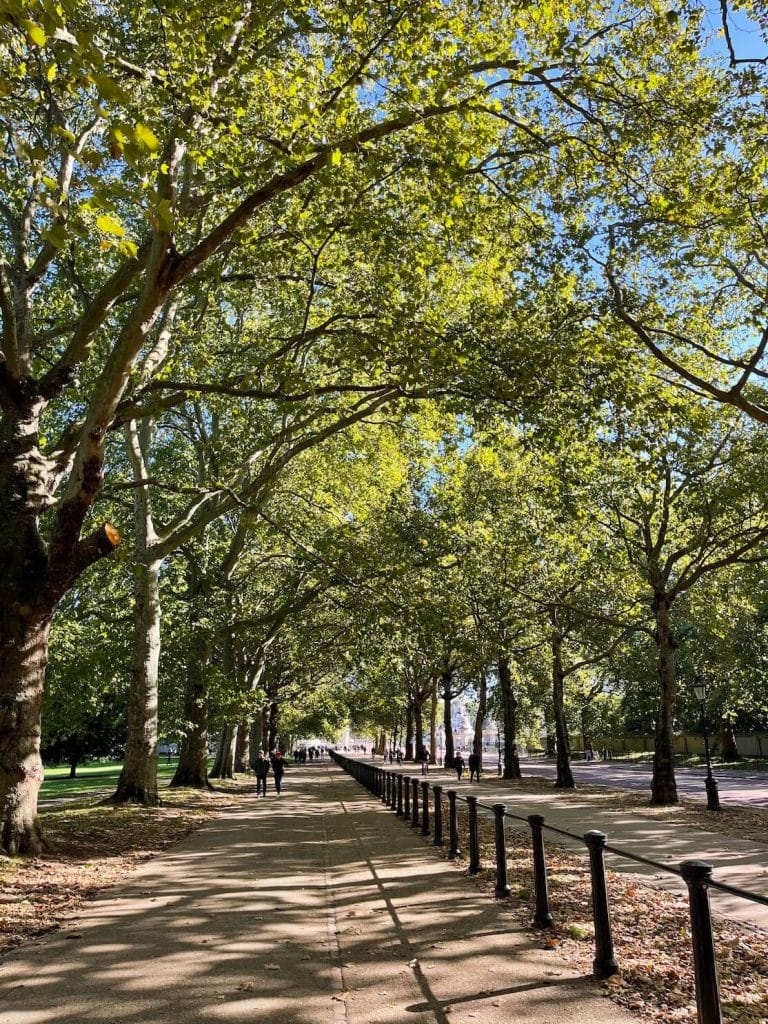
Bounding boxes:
[473,666,487,757]
[235,721,251,773]
[414,699,424,755]
[210,724,237,779]
[551,628,575,789]
[429,674,438,763]
[651,593,679,805]
[170,566,211,790]
[498,654,521,780]
[404,703,414,760]
[442,670,455,768]
[113,558,162,804]
[268,701,279,753]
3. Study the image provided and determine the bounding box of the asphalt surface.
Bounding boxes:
[0,763,636,1024]
[518,757,768,809]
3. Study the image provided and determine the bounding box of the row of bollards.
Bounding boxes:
[333,754,724,1024]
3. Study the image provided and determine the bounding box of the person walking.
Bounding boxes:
[468,751,481,782]
[271,749,286,795]
[254,749,270,797]
[454,752,465,782]
[419,743,430,775]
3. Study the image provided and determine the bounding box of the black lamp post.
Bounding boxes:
[693,674,720,812]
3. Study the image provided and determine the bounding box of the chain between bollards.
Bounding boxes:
[584,830,618,978]
[681,860,722,1024]
[492,803,510,898]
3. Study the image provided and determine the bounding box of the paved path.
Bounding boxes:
[0,764,634,1024]
[360,760,768,931]
[518,757,768,808]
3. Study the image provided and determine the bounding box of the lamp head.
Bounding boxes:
[693,674,706,703]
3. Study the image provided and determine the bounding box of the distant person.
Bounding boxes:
[468,751,481,782]
[254,749,270,797]
[271,750,286,795]
[418,744,430,775]
[454,752,465,781]
[396,748,403,765]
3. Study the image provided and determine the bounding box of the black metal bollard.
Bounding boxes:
[680,860,722,1024]
[404,774,411,820]
[584,830,618,978]
[411,777,420,829]
[528,814,553,928]
[447,789,461,859]
[432,784,444,846]
[492,803,510,898]
[383,771,390,805]
[467,795,481,874]
[390,772,398,811]
[421,780,430,836]
[397,773,404,816]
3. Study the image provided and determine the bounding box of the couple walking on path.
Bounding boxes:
[255,749,286,796]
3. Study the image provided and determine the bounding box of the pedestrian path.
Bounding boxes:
[0,764,634,1024]
[362,759,768,931]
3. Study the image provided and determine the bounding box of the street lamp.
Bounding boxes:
[693,674,720,811]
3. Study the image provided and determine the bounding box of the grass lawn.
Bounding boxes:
[40,758,180,799]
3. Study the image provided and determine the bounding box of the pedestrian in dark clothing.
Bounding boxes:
[271,750,286,795]
[255,749,270,796]
[454,752,465,781]
[468,751,481,782]
[418,744,430,775]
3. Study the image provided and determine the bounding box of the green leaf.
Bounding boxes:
[41,223,68,248]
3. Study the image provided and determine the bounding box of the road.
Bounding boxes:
[516,756,768,808]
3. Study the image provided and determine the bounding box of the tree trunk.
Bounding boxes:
[442,671,455,768]
[260,708,269,753]
[0,610,52,855]
[414,699,424,756]
[720,718,739,761]
[551,629,575,789]
[473,666,487,757]
[170,566,211,790]
[404,702,414,760]
[113,558,162,804]
[69,754,78,779]
[235,721,251,773]
[210,724,237,779]
[268,701,279,753]
[651,593,678,805]
[429,674,438,763]
[498,654,521,780]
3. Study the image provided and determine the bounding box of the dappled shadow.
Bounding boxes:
[0,763,626,1024]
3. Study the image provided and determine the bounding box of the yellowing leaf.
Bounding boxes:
[96,213,125,237]
[330,148,342,167]
[24,21,46,46]
[133,123,161,153]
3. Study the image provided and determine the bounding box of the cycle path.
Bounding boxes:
[0,763,634,1024]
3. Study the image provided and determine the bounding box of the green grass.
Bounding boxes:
[41,759,179,799]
